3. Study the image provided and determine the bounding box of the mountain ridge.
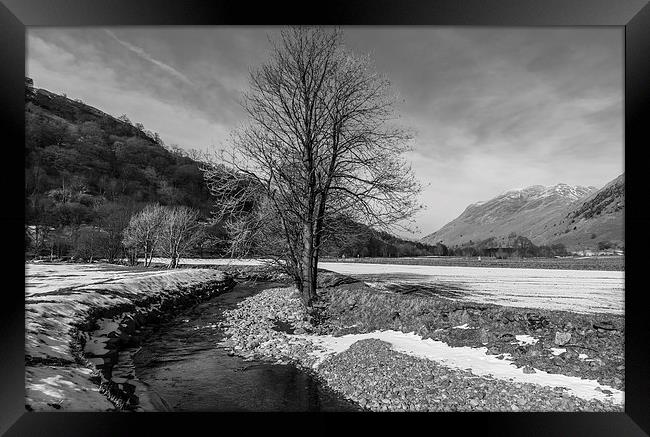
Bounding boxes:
[422,176,623,252]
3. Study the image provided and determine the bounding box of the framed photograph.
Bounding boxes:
[2,0,649,435]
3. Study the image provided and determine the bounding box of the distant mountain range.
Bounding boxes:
[421,175,624,251]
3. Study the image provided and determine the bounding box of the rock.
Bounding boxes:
[593,321,616,331]
[479,328,490,344]
[554,332,571,346]
[523,366,536,374]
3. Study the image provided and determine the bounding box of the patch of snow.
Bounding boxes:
[515,335,538,346]
[453,323,470,329]
[579,354,588,360]
[30,375,73,400]
[29,383,64,400]
[294,330,623,405]
[551,348,567,356]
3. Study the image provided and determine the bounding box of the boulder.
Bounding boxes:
[554,332,571,346]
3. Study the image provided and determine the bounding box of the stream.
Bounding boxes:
[132,281,360,411]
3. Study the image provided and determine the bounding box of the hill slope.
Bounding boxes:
[421,184,595,248]
[422,176,624,252]
[540,174,624,251]
[25,79,436,259]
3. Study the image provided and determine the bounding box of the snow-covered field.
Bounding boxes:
[147,257,266,267]
[293,330,624,405]
[319,262,624,315]
[147,258,624,315]
[25,263,165,296]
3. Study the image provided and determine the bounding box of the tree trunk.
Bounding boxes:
[169,252,178,269]
[300,222,318,308]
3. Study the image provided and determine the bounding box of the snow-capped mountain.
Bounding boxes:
[421,177,623,251]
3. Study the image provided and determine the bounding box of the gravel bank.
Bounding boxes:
[319,339,615,412]
[322,282,624,391]
[219,285,623,412]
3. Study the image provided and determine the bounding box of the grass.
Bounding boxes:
[321,255,624,271]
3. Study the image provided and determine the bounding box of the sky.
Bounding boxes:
[27,27,624,239]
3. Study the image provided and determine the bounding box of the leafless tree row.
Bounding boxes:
[122,204,203,268]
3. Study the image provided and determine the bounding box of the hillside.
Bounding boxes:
[24,79,434,260]
[422,176,623,252]
[25,78,211,213]
[539,174,624,251]
[422,183,595,248]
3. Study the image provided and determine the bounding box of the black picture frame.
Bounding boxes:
[1,0,648,435]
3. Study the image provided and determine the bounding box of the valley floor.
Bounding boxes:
[24,261,625,412]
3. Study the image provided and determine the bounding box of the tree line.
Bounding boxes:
[444,234,568,258]
[27,202,207,268]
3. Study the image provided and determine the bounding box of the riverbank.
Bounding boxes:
[218,277,624,411]
[25,263,234,411]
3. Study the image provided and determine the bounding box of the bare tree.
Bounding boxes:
[122,204,165,267]
[203,27,421,310]
[158,206,203,268]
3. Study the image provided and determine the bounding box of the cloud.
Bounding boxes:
[27,27,623,239]
[27,32,228,150]
[104,29,193,85]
